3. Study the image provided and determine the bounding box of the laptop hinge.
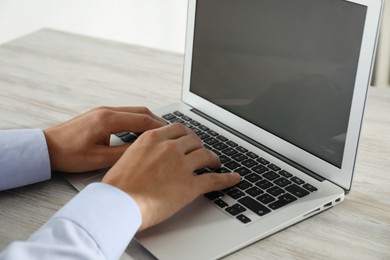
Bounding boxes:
[191,108,325,182]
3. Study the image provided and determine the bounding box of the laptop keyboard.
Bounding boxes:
[116,110,318,224]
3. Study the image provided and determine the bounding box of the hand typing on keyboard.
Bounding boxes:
[102,123,241,231]
[45,106,240,231]
[44,106,165,173]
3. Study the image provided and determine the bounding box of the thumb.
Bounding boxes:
[194,172,241,195]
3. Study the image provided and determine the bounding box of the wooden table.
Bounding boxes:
[0,29,389,259]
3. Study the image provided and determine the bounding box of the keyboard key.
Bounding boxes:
[199,125,209,131]
[216,135,228,142]
[213,142,229,151]
[267,186,285,197]
[225,161,241,170]
[226,203,246,216]
[207,130,219,136]
[214,199,229,208]
[170,118,184,124]
[232,153,248,162]
[215,167,230,173]
[291,176,305,185]
[286,184,310,198]
[197,133,210,140]
[204,137,219,145]
[252,165,268,174]
[237,214,251,224]
[257,157,269,165]
[204,191,223,200]
[211,149,222,156]
[245,173,262,183]
[162,113,176,120]
[121,133,138,143]
[303,183,318,192]
[192,128,201,134]
[181,115,192,121]
[256,179,273,189]
[115,131,129,137]
[268,193,297,210]
[242,159,258,168]
[233,203,246,213]
[190,120,201,126]
[246,186,264,197]
[236,146,248,153]
[223,148,238,156]
[273,177,292,187]
[219,155,231,164]
[228,189,245,199]
[237,180,252,190]
[173,111,184,116]
[225,206,241,216]
[222,185,236,193]
[238,196,271,216]
[263,171,280,181]
[268,163,281,171]
[257,194,276,204]
[236,167,251,176]
[226,140,238,147]
[246,152,259,159]
[279,170,293,178]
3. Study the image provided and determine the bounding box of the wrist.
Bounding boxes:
[43,128,60,172]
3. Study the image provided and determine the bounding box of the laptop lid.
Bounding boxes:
[181,0,383,191]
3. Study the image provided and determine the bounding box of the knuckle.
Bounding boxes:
[92,106,110,112]
[94,108,112,120]
[203,148,220,163]
[140,128,160,141]
[137,106,152,115]
[162,140,180,153]
[88,108,113,127]
[139,114,154,126]
[170,123,187,132]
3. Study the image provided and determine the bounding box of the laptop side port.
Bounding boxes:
[324,202,333,207]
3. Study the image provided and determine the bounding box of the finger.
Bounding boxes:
[175,133,203,154]
[93,106,165,123]
[194,172,241,194]
[107,112,166,134]
[186,147,221,170]
[153,123,194,140]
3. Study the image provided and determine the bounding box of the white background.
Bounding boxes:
[0,0,188,53]
[0,0,388,85]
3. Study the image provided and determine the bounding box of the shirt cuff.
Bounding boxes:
[0,129,51,191]
[51,182,142,260]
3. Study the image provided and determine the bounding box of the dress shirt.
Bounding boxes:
[0,129,51,191]
[0,129,142,260]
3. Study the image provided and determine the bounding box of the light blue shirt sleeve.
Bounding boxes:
[0,129,143,259]
[0,183,142,260]
[0,129,51,191]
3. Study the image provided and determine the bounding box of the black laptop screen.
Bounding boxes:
[189,0,367,168]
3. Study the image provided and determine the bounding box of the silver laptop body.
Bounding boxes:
[64,0,383,259]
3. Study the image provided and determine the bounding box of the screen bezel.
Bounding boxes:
[181,0,383,191]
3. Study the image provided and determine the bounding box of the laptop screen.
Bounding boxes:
[189,0,367,168]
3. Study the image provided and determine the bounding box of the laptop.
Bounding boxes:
[63,0,383,259]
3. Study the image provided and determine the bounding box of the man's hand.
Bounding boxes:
[44,106,165,173]
[102,123,241,231]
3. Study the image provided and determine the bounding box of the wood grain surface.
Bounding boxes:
[0,29,389,259]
